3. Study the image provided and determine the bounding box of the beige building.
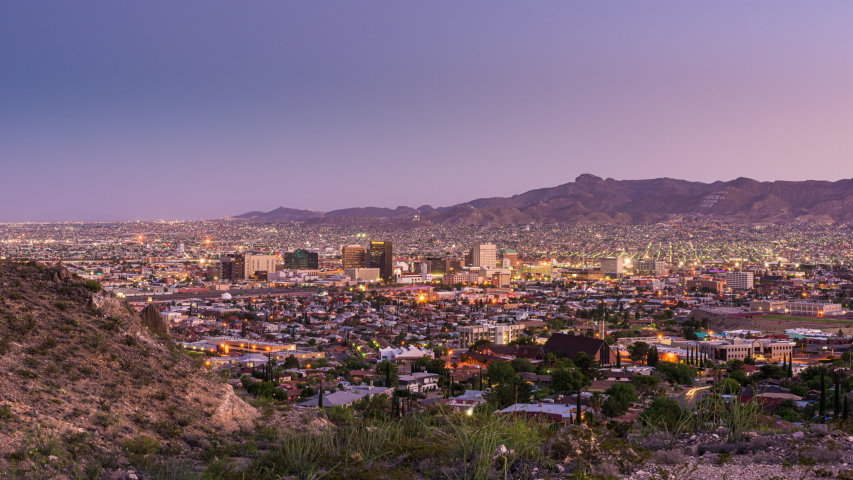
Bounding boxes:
[236,254,277,280]
[785,301,843,316]
[471,244,497,269]
[699,338,794,362]
[458,323,524,347]
[443,272,482,284]
[345,267,381,282]
[634,260,668,276]
[725,272,754,290]
[341,245,367,268]
[750,300,787,313]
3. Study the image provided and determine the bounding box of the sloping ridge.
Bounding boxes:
[233,175,853,225]
[0,261,257,472]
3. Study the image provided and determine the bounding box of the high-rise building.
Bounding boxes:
[368,241,393,282]
[284,249,319,270]
[500,249,519,268]
[471,244,497,268]
[725,272,754,290]
[341,245,367,268]
[219,256,236,281]
[233,253,277,280]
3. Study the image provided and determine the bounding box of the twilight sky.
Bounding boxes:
[3,2,853,222]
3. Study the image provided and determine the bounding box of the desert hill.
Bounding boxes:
[0,261,257,478]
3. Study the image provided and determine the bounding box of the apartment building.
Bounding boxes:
[458,323,524,347]
[725,272,754,290]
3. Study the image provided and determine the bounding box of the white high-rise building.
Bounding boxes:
[725,272,754,290]
[472,244,497,269]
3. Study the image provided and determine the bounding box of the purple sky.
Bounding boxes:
[3,2,853,222]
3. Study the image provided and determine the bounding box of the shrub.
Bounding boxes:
[79,280,103,292]
[124,435,161,456]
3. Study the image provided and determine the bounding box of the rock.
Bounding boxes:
[792,431,805,439]
[810,424,829,433]
[140,304,171,339]
[746,432,758,438]
[210,384,259,432]
[495,445,509,456]
[848,436,853,442]
[555,464,566,473]
[127,474,138,480]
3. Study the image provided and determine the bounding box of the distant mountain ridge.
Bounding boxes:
[232,175,853,225]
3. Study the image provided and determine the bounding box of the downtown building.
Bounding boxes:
[725,272,754,290]
[220,253,276,280]
[368,241,393,282]
[634,260,668,276]
[458,322,525,347]
[341,245,367,268]
[284,249,319,270]
[469,244,497,268]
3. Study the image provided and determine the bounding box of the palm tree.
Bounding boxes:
[589,392,604,419]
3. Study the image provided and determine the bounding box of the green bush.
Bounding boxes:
[124,435,161,456]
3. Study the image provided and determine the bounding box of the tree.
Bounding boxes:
[631,374,661,398]
[628,342,650,364]
[283,354,300,369]
[376,360,399,387]
[573,352,603,380]
[485,376,532,409]
[646,347,659,367]
[655,361,695,386]
[588,391,604,418]
[510,358,535,373]
[638,397,689,429]
[603,383,638,418]
[508,336,537,346]
[551,366,591,424]
[470,339,493,353]
[551,366,590,396]
[486,361,517,386]
[720,378,741,394]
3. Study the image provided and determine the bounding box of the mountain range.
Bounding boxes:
[232,175,853,225]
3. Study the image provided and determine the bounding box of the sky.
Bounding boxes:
[2,2,853,222]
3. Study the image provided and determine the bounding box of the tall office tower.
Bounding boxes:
[500,249,519,268]
[725,271,754,290]
[234,253,277,279]
[219,255,236,281]
[600,257,625,278]
[341,245,367,268]
[368,240,393,282]
[284,249,319,270]
[472,244,497,268]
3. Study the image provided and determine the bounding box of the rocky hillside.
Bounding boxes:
[233,174,853,225]
[0,261,257,478]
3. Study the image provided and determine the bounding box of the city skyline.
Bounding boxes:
[4,2,853,222]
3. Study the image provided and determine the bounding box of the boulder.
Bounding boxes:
[140,304,171,339]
